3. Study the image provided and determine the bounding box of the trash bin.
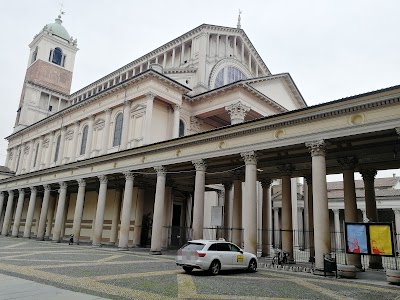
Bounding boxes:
[323,253,337,278]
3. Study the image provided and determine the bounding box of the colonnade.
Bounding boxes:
[0,139,393,272]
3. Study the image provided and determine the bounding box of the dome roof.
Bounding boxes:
[44,16,70,41]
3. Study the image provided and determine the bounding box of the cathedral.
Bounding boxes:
[0,14,399,272]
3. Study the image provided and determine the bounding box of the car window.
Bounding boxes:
[217,243,230,251]
[228,243,241,252]
[181,243,205,251]
[207,243,217,251]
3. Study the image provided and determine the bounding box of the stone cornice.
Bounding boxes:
[25,81,69,98]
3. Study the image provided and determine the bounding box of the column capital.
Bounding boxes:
[332,208,340,214]
[393,209,400,215]
[43,184,51,191]
[0,191,4,197]
[241,151,257,165]
[88,115,95,122]
[298,207,304,212]
[260,178,273,188]
[61,126,68,133]
[98,175,108,184]
[225,101,250,124]
[104,108,112,114]
[190,116,203,133]
[77,178,86,187]
[30,186,37,193]
[173,104,181,111]
[146,92,156,101]
[123,99,132,107]
[360,169,377,182]
[18,188,24,194]
[395,127,400,136]
[273,207,280,212]
[154,166,167,176]
[217,190,225,199]
[192,159,207,171]
[278,164,295,176]
[338,156,358,170]
[59,182,67,190]
[39,135,45,141]
[8,190,14,197]
[306,140,326,157]
[123,171,135,180]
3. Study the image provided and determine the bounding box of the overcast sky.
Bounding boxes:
[0,0,399,179]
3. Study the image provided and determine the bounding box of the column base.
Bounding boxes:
[150,250,162,255]
[118,247,129,251]
[369,262,384,270]
[313,268,334,276]
[92,243,102,248]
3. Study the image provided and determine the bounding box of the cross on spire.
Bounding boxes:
[59,1,65,18]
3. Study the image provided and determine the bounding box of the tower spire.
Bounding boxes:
[237,9,242,29]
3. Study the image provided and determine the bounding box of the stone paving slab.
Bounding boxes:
[0,273,109,300]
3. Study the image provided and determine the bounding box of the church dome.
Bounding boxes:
[44,15,70,41]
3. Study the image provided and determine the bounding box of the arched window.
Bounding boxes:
[113,113,123,147]
[33,144,39,168]
[54,135,61,163]
[52,47,63,65]
[179,120,185,137]
[214,66,247,88]
[80,126,89,155]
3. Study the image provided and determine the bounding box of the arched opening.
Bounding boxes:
[179,120,185,137]
[80,126,89,155]
[113,113,123,147]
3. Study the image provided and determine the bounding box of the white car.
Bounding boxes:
[176,239,258,275]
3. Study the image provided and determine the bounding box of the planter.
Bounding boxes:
[337,264,357,279]
[386,269,400,285]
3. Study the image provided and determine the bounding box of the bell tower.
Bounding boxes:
[14,14,78,132]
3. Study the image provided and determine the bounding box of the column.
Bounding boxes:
[45,194,56,238]
[72,179,86,244]
[306,140,330,271]
[171,48,175,67]
[304,176,315,261]
[394,209,400,251]
[332,209,342,251]
[118,172,135,250]
[162,184,173,248]
[37,185,51,240]
[192,159,207,240]
[172,105,181,138]
[225,101,250,125]
[52,182,67,242]
[4,149,10,169]
[143,93,154,145]
[120,101,131,150]
[109,188,122,244]
[132,186,145,247]
[338,157,362,269]
[180,42,184,65]
[45,131,55,168]
[279,164,294,263]
[56,127,66,165]
[69,122,80,161]
[92,175,108,246]
[297,207,304,250]
[61,194,70,238]
[0,192,4,232]
[85,115,95,159]
[23,187,37,238]
[273,207,280,248]
[361,169,383,269]
[100,109,112,155]
[241,151,257,255]
[233,36,237,57]
[260,178,272,257]
[216,190,224,239]
[232,171,243,246]
[150,166,167,254]
[2,191,15,235]
[12,189,25,237]
[223,182,232,241]
[36,136,44,169]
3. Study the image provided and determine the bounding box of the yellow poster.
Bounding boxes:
[369,224,393,256]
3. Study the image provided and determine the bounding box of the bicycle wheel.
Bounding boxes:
[272,256,279,265]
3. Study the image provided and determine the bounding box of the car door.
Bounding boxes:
[217,242,233,269]
[229,243,246,269]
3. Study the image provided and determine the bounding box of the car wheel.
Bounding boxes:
[183,266,193,273]
[209,260,221,275]
[248,258,257,272]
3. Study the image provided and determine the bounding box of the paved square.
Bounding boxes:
[0,237,399,299]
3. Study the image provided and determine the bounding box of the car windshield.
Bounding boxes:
[181,243,205,251]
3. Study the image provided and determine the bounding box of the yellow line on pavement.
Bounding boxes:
[93,269,181,281]
[177,274,198,299]
[2,242,29,249]
[95,254,124,263]
[36,259,166,269]
[292,278,355,300]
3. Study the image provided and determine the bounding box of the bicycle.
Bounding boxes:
[271,249,289,266]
